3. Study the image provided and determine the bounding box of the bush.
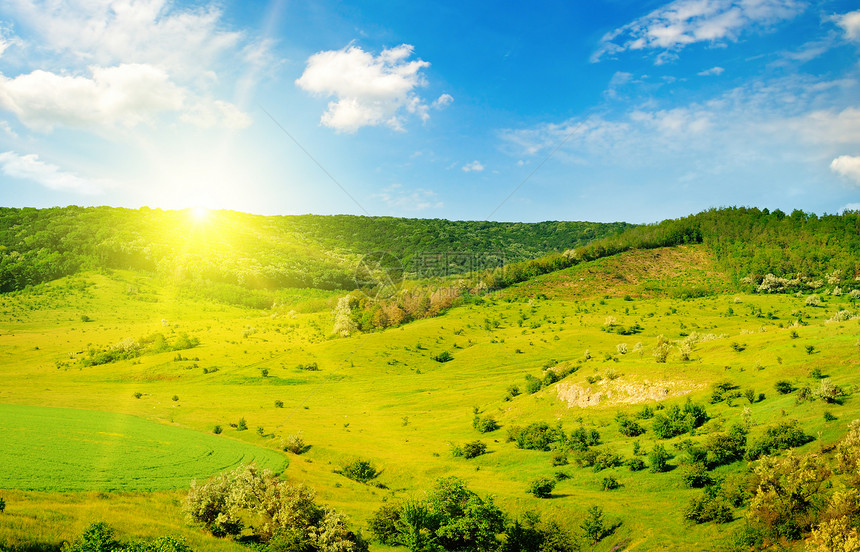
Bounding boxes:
[745,420,814,460]
[703,424,747,468]
[652,401,709,439]
[747,452,830,540]
[0,496,5,513]
[368,504,401,544]
[509,422,563,451]
[815,378,842,403]
[473,415,500,433]
[433,351,454,362]
[185,465,366,548]
[63,522,119,552]
[569,426,600,450]
[627,457,646,471]
[527,477,556,498]
[274,399,284,408]
[525,374,542,394]
[338,459,380,483]
[581,506,608,545]
[283,434,307,454]
[774,380,793,394]
[237,417,247,431]
[683,493,733,524]
[212,425,222,435]
[551,451,568,466]
[455,440,488,459]
[601,476,620,491]
[635,404,654,419]
[591,448,624,472]
[680,463,712,488]
[616,413,646,437]
[649,444,671,473]
[709,380,736,403]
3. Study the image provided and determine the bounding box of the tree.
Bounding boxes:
[368,504,401,545]
[428,477,505,552]
[333,296,357,337]
[63,522,120,552]
[747,452,830,540]
[185,465,366,550]
[580,506,608,545]
[396,500,437,552]
[808,517,860,552]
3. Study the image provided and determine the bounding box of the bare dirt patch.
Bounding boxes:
[555,377,706,408]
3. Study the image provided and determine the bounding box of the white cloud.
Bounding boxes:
[0,1,257,130]
[698,66,725,76]
[592,0,806,62]
[0,63,253,132]
[433,93,454,108]
[374,184,443,211]
[841,203,860,212]
[0,63,183,131]
[605,71,634,99]
[462,160,485,172]
[501,74,860,176]
[833,11,860,43]
[0,150,102,194]
[830,155,860,186]
[0,120,17,138]
[4,0,244,79]
[295,44,433,133]
[179,98,252,130]
[835,10,860,42]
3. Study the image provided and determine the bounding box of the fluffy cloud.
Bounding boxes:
[835,10,860,42]
[698,66,725,76]
[830,155,860,186]
[0,64,183,131]
[4,0,244,78]
[0,0,257,130]
[461,160,485,172]
[592,0,806,62]
[0,151,102,194]
[296,44,434,133]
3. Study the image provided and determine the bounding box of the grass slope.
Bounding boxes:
[0,404,287,492]
[0,247,858,550]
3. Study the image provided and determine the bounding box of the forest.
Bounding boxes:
[0,206,632,293]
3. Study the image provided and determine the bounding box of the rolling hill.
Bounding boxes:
[0,206,859,552]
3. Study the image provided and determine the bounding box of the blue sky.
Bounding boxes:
[0,0,858,223]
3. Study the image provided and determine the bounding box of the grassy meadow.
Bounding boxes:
[1,241,859,551]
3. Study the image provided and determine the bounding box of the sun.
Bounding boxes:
[190,205,210,222]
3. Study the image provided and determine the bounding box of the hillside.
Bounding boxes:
[1,207,860,552]
[0,206,633,293]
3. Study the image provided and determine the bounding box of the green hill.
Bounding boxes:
[0,206,633,293]
[1,206,859,552]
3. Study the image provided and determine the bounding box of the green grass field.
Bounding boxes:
[0,404,288,492]
[1,247,859,550]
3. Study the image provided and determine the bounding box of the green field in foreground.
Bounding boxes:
[0,404,288,492]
